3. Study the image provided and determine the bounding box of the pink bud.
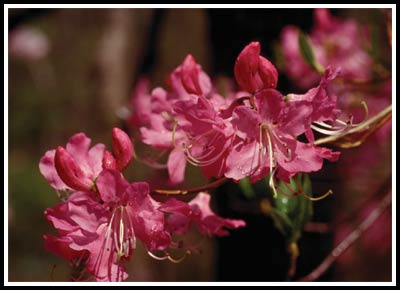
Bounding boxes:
[102,150,117,170]
[111,128,134,171]
[181,54,202,95]
[234,42,278,93]
[54,146,93,191]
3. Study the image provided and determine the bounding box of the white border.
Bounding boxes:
[4,3,396,287]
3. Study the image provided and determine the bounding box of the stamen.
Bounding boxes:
[302,189,333,201]
[171,120,186,151]
[265,129,278,198]
[275,183,297,198]
[147,251,169,261]
[147,250,191,264]
[311,124,349,136]
[183,133,231,167]
[167,250,191,264]
[280,180,300,196]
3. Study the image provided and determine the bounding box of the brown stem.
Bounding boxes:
[297,190,392,282]
[288,242,300,279]
[151,177,229,195]
[314,104,392,147]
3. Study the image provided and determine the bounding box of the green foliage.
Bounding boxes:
[298,30,324,74]
[269,174,313,243]
[238,177,256,199]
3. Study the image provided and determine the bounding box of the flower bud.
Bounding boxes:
[234,41,278,93]
[54,146,93,191]
[181,54,202,95]
[102,150,117,170]
[111,128,134,171]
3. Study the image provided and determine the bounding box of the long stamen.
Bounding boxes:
[302,189,333,201]
[147,250,191,264]
[281,180,300,196]
[311,124,349,135]
[183,133,230,167]
[171,120,186,151]
[93,209,117,278]
[147,251,169,261]
[124,208,136,250]
[264,129,279,198]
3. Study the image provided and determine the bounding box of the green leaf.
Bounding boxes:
[238,177,256,199]
[298,30,324,74]
[273,174,314,242]
[269,207,293,237]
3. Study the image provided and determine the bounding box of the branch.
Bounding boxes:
[314,104,392,147]
[297,190,392,282]
[151,177,228,195]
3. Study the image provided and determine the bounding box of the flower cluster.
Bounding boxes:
[39,8,392,283]
[40,128,245,281]
[130,41,341,196]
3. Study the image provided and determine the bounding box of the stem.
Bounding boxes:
[151,177,228,195]
[297,190,392,282]
[314,105,392,147]
[288,242,300,279]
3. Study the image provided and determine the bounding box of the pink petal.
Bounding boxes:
[254,89,284,123]
[65,133,92,175]
[129,77,152,128]
[125,183,171,251]
[225,140,269,182]
[96,169,130,205]
[231,106,261,140]
[44,234,84,261]
[167,149,187,184]
[39,149,70,191]
[88,143,106,174]
[158,198,191,216]
[189,192,246,237]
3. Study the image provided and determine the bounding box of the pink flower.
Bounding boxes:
[128,77,152,128]
[136,55,233,184]
[167,54,212,99]
[280,8,372,90]
[40,129,134,192]
[44,170,171,282]
[234,41,278,94]
[39,133,105,192]
[224,86,339,185]
[287,67,341,123]
[173,95,235,179]
[159,192,245,237]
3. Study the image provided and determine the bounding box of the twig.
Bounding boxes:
[297,190,392,282]
[314,105,392,146]
[152,177,228,195]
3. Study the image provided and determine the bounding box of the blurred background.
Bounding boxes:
[7,7,392,282]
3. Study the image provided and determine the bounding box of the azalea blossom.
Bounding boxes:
[39,132,105,192]
[39,128,133,193]
[44,170,171,282]
[280,8,372,90]
[224,87,339,190]
[134,55,237,184]
[159,192,246,237]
